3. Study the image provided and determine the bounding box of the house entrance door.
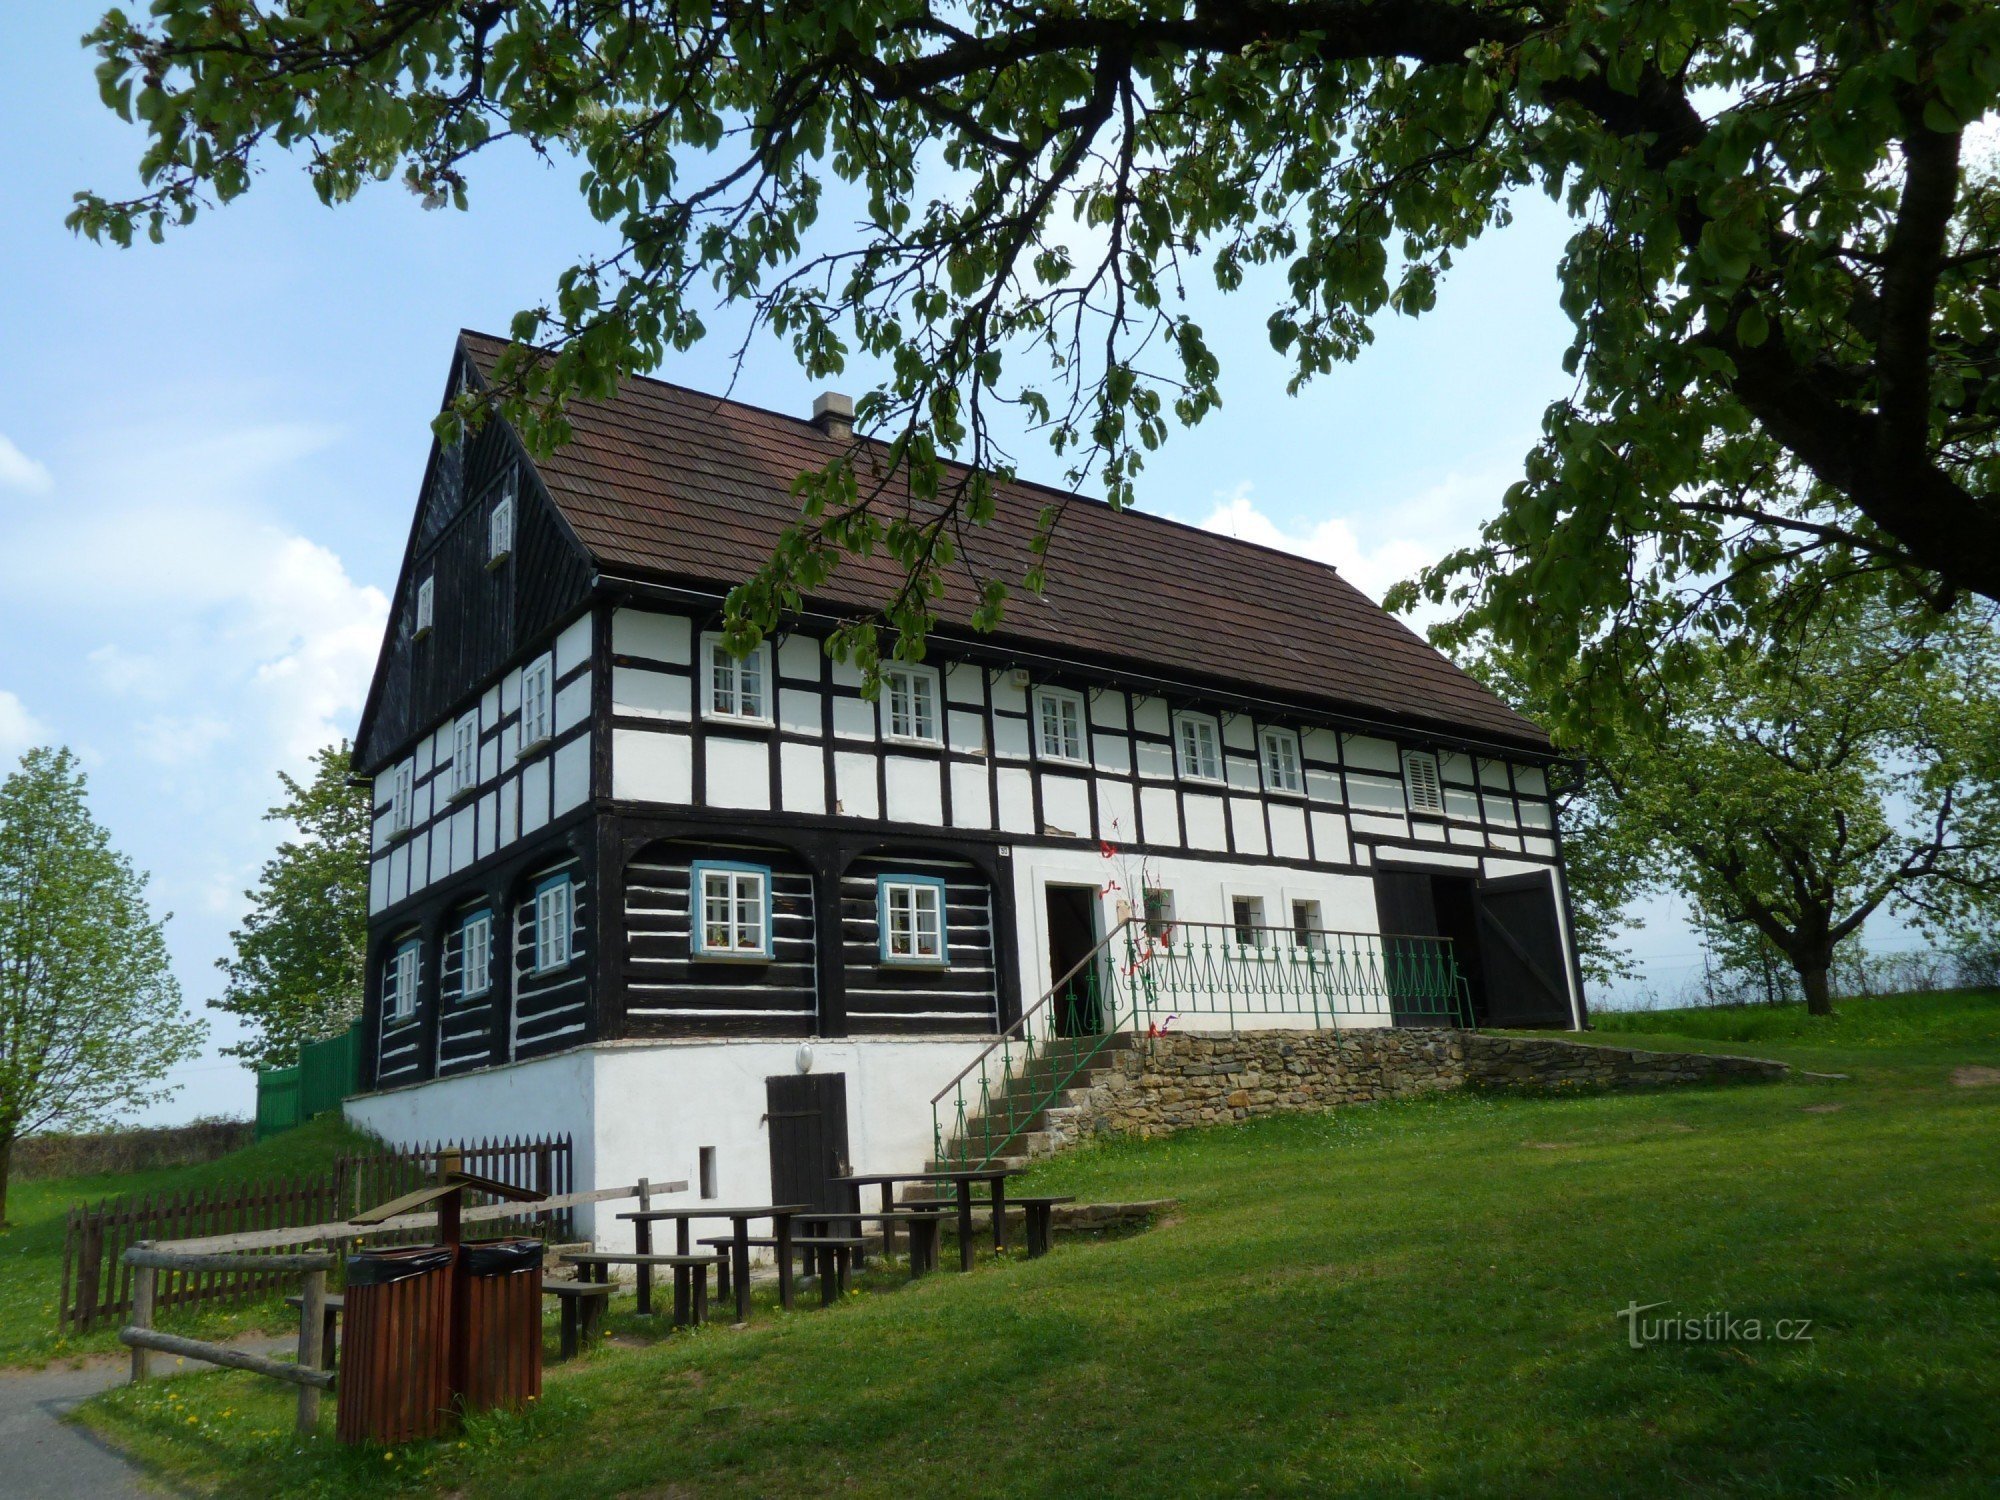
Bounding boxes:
[1044,884,1103,1036]
[765,1072,851,1214]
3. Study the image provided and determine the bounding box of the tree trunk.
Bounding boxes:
[1799,963,1833,1017]
[0,1131,12,1229]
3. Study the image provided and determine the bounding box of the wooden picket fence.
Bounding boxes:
[60,1135,572,1332]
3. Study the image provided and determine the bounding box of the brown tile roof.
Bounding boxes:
[461,331,1551,753]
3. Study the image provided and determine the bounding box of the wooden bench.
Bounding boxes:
[562,1252,724,1326]
[283,1292,343,1370]
[1010,1196,1076,1258]
[797,1211,946,1278]
[543,1280,614,1359]
[792,1235,867,1305]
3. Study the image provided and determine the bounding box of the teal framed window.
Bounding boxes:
[878,874,949,965]
[385,937,421,1023]
[533,874,574,973]
[460,909,494,998]
[691,860,772,959]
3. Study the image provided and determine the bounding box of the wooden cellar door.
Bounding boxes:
[765,1072,852,1214]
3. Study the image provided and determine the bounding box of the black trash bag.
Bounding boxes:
[345,1244,455,1286]
[461,1237,546,1276]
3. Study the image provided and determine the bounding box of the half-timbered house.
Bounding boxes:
[345,331,1585,1241]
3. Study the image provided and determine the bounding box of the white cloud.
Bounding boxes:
[0,434,53,495]
[0,690,50,761]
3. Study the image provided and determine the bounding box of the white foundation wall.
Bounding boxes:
[346,1036,989,1251]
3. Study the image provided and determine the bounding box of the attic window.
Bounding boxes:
[1403,750,1444,816]
[488,472,516,567]
[414,576,435,639]
[1174,712,1223,782]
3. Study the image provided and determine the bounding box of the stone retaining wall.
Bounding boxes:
[1060,1029,1788,1143]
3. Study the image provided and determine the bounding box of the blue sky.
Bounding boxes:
[4,5,1729,1125]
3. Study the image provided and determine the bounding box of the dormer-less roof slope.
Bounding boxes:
[459,331,1551,754]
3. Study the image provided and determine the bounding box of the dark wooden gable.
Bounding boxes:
[353,344,596,775]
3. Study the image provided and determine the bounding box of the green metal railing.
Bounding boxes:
[932,919,1471,1168]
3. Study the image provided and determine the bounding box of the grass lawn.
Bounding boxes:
[77,993,2000,1497]
[0,1114,382,1368]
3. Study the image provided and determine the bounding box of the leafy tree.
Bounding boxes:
[70,2,2000,674]
[1505,597,2000,1015]
[0,748,202,1226]
[212,743,371,1070]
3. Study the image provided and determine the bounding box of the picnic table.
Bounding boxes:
[619,1204,812,1324]
[836,1166,1025,1271]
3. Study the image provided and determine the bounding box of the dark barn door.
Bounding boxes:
[765,1073,851,1214]
[1372,871,1452,1027]
[1475,874,1573,1028]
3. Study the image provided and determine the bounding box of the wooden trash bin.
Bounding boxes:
[337,1245,455,1446]
[457,1238,544,1414]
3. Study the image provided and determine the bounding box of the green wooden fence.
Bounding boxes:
[254,1022,361,1140]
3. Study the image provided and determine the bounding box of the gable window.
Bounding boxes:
[414,576,435,639]
[878,875,949,965]
[488,473,516,567]
[1175,712,1223,782]
[703,636,770,723]
[882,663,942,744]
[520,655,554,751]
[1230,895,1268,950]
[533,875,574,972]
[1261,728,1304,794]
[461,910,494,998]
[388,762,414,837]
[692,861,770,959]
[1291,899,1325,952]
[1402,750,1445,816]
[1035,686,1087,763]
[385,937,420,1023]
[452,711,479,798]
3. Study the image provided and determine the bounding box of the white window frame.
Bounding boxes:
[388,761,414,837]
[488,472,516,567]
[1034,686,1088,763]
[701,635,772,725]
[1229,893,1269,951]
[881,663,943,745]
[519,654,554,752]
[691,861,772,960]
[1174,712,1224,782]
[414,576,435,639]
[1261,727,1304,795]
[386,938,420,1022]
[533,875,574,973]
[878,875,950,965]
[461,910,493,999]
[1402,750,1445,816]
[451,710,479,798]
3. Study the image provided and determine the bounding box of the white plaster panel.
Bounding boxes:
[414,737,434,779]
[1344,734,1399,772]
[1134,739,1175,780]
[613,608,690,664]
[995,767,1035,834]
[950,763,992,829]
[992,713,1030,760]
[520,758,552,834]
[1039,774,1091,836]
[501,667,522,716]
[1139,785,1181,846]
[1301,728,1340,765]
[389,844,410,906]
[988,672,1027,714]
[415,826,437,886]
[1183,794,1228,851]
[1090,690,1128,730]
[778,632,822,681]
[1480,759,1511,790]
[705,736,773,811]
[1374,847,1480,872]
[1222,715,1255,751]
[1347,775,1405,813]
[554,614,592,676]
[1520,802,1553,830]
[499,776,519,845]
[781,742,827,814]
[1439,751,1475,786]
[451,806,476,874]
[1309,811,1350,865]
[1516,765,1548,797]
[1130,696,1169,736]
[1350,813,1408,841]
[1522,835,1557,858]
[1229,798,1269,857]
[1096,780,1137,844]
[1305,769,1342,804]
[1484,792,1518,827]
[480,738,500,782]
[613,727,693,804]
[833,751,879,819]
[369,858,389,914]
[553,734,591,815]
[779,688,821,736]
[948,710,986,753]
[1444,787,1481,822]
[478,791,498,857]
[613,665,691,721]
[555,673,591,734]
[1091,732,1131,775]
[945,662,983,705]
[884,756,944,826]
[1268,803,1309,861]
[1225,754,1259,791]
[832,696,877,741]
[831,657,864,689]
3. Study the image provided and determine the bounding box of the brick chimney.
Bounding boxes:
[811,391,854,440]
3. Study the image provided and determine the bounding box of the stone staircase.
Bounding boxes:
[926,1032,1138,1172]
